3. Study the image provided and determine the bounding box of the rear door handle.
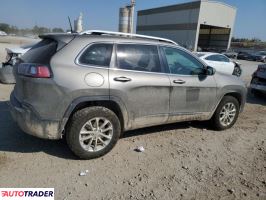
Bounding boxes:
[114,76,132,82]
[173,79,186,84]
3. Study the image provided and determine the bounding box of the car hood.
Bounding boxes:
[5,47,30,54]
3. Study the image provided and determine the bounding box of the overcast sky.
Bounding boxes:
[0,0,266,41]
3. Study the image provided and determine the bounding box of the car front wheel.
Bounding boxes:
[212,96,240,130]
[66,106,121,159]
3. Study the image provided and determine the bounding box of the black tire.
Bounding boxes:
[211,96,240,130]
[66,106,121,159]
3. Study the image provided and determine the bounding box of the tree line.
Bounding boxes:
[0,23,65,35]
[232,37,262,43]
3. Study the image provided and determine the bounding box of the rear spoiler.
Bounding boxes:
[39,33,77,50]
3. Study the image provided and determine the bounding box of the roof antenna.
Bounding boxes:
[68,16,73,33]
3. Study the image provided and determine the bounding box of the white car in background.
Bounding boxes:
[4,44,33,66]
[1,43,34,84]
[0,31,8,36]
[196,52,242,77]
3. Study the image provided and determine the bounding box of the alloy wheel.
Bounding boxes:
[219,103,237,127]
[79,117,113,152]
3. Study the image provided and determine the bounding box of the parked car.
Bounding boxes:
[0,30,7,36]
[250,64,266,95]
[196,52,242,77]
[0,44,33,84]
[221,49,238,59]
[252,51,266,63]
[237,51,253,60]
[9,31,247,159]
[4,44,33,66]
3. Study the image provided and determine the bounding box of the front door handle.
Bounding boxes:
[173,79,186,84]
[114,76,132,82]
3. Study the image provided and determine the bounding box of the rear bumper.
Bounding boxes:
[9,92,62,140]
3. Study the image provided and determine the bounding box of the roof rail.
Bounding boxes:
[79,30,178,45]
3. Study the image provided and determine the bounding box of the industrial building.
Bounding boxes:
[136,0,237,51]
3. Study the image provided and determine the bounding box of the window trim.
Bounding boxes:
[75,42,114,69]
[159,45,207,76]
[113,42,166,74]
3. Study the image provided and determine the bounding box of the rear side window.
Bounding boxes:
[116,44,162,73]
[20,39,57,64]
[79,43,113,67]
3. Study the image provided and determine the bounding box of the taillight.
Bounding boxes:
[29,65,51,78]
[18,63,51,78]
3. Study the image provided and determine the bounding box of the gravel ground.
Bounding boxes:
[0,39,265,200]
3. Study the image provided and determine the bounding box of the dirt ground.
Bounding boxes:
[0,38,265,200]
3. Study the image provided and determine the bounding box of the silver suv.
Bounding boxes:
[9,31,247,159]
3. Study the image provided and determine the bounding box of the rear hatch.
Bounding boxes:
[13,34,75,103]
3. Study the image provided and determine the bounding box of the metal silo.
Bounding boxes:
[119,6,131,33]
[74,12,83,33]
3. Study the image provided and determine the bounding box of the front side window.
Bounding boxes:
[79,43,113,67]
[162,47,205,75]
[219,55,230,62]
[206,55,229,62]
[205,55,220,61]
[116,44,162,73]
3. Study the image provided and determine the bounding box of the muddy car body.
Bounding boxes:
[9,31,247,159]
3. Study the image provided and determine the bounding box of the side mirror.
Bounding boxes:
[206,66,215,75]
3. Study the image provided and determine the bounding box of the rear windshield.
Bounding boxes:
[20,39,57,64]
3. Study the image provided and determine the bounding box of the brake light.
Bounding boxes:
[18,64,51,78]
[29,65,51,78]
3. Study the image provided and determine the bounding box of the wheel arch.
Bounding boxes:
[210,90,245,120]
[60,96,129,134]
[224,92,242,107]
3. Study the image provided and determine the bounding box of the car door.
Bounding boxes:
[160,46,217,123]
[218,54,235,74]
[109,43,171,130]
[205,54,232,75]
[204,55,223,72]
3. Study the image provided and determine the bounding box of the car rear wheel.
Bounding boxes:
[211,96,240,130]
[66,106,121,159]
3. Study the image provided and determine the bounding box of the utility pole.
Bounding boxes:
[130,0,135,33]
